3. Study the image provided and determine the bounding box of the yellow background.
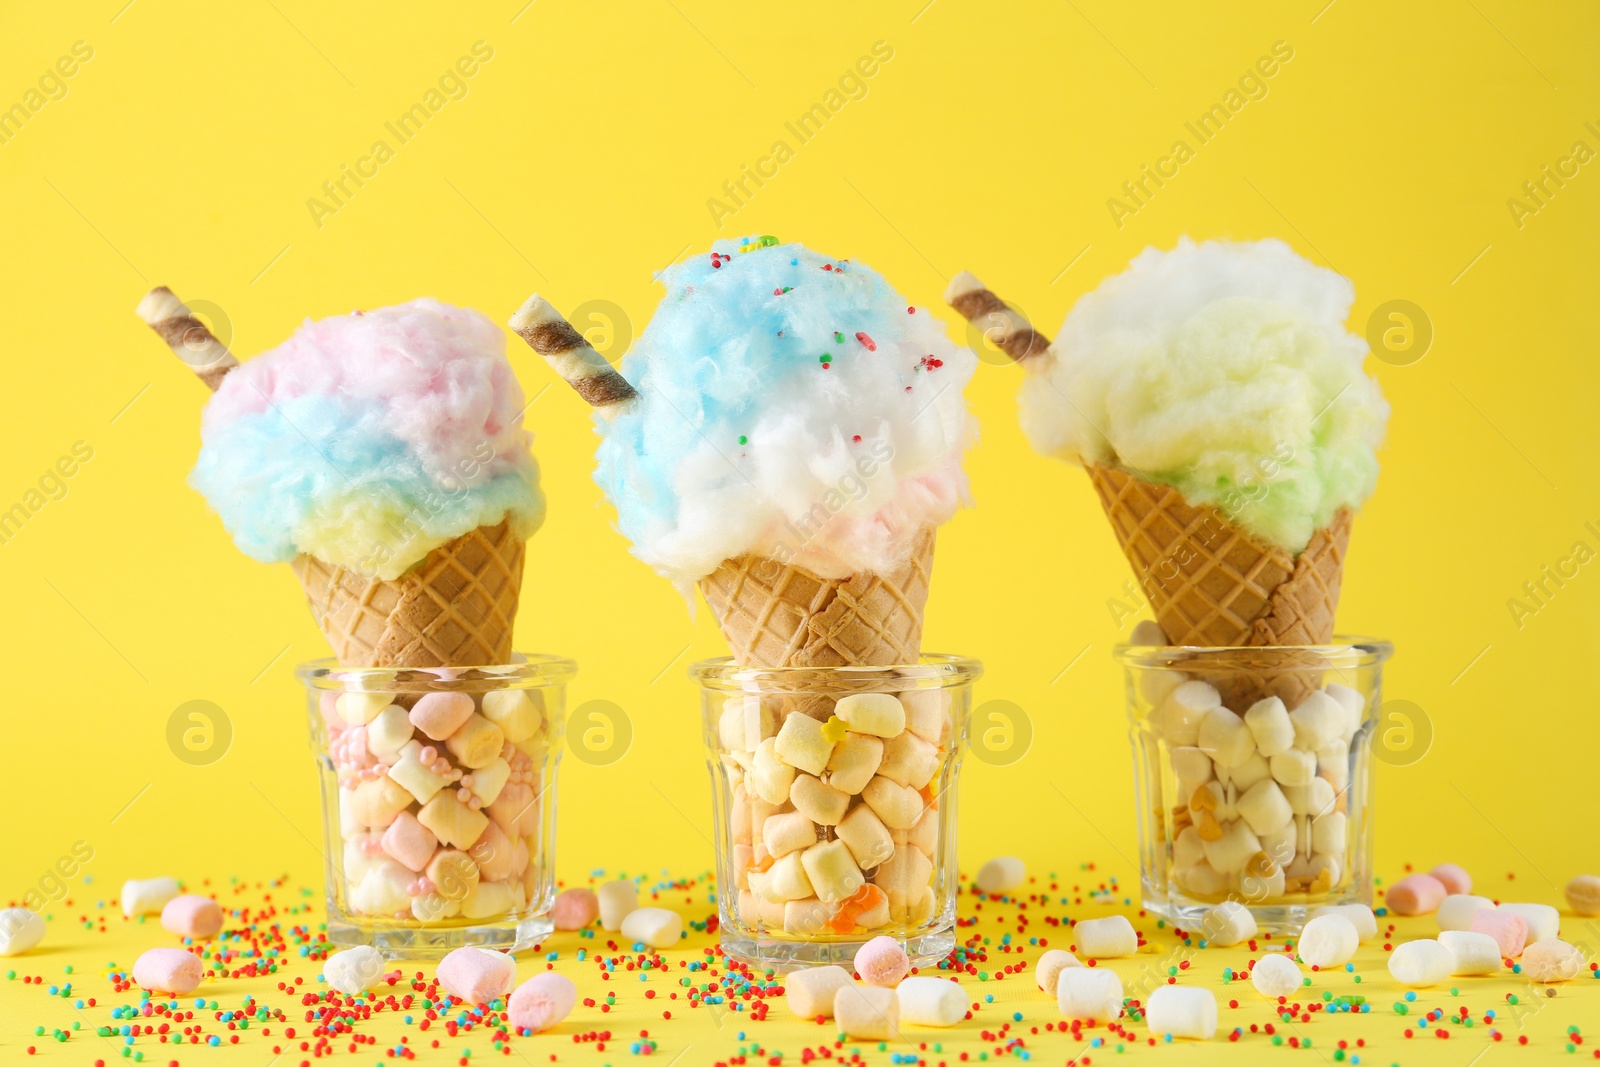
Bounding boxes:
[2,0,1598,1059]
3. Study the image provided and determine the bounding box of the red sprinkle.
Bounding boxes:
[855,332,876,350]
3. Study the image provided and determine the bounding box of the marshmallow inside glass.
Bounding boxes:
[510,238,981,967]
[141,293,564,955]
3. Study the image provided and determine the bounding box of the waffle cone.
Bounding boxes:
[1089,465,1352,706]
[291,520,525,668]
[699,529,935,669]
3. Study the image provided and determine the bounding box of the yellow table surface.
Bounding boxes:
[4,859,1594,1066]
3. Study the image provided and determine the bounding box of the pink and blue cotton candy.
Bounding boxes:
[192,299,545,580]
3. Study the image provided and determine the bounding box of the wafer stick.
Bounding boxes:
[943,271,1053,363]
[508,294,638,419]
[136,286,238,392]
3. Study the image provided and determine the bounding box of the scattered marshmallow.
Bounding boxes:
[1029,949,1082,999]
[1521,938,1584,982]
[0,908,46,956]
[1387,874,1447,916]
[620,907,682,949]
[974,857,1026,894]
[1497,903,1559,943]
[1428,863,1472,895]
[786,965,853,1019]
[854,935,911,987]
[1306,904,1376,943]
[1438,930,1501,975]
[1057,968,1124,1023]
[834,983,899,1040]
[1469,908,1527,958]
[1297,914,1358,968]
[160,895,224,940]
[897,976,967,1027]
[122,877,180,918]
[1566,875,1600,917]
[596,880,638,931]
[508,973,577,1033]
[1200,901,1256,947]
[133,947,202,994]
[1250,954,1301,998]
[1388,939,1454,987]
[551,888,599,931]
[1436,894,1496,932]
[324,945,384,993]
[1146,985,1217,1040]
[436,947,516,1004]
[1075,915,1138,958]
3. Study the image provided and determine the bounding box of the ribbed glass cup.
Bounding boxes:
[298,655,575,958]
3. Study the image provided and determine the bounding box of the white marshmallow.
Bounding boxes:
[1236,780,1293,837]
[1270,750,1316,787]
[121,877,180,918]
[784,898,832,935]
[1436,894,1496,932]
[1297,914,1359,968]
[0,909,46,956]
[412,891,461,922]
[1257,821,1296,869]
[786,965,852,1019]
[324,945,385,993]
[460,881,515,919]
[481,688,543,744]
[800,840,863,904]
[878,731,941,790]
[1521,938,1584,982]
[1155,682,1220,745]
[387,740,452,805]
[789,775,849,825]
[464,757,511,808]
[1170,747,1213,787]
[862,776,925,830]
[1240,851,1287,901]
[1075,915,1137,958]
[1197,708,1254,769]
[774,714,835,775]
[834,693,906,738]
[751,739,797,806]
[1309,904,1377,942]
[1200,900,1256,946]
[824,733,884,795]
[1034,949,1081,995]
[1146,986,1217,1040]
[597,880,638,930]
[1498,903,1560,943]
[1173,826,1206,868]
[1438,930,1501,975]
[974,857,1026,894]
[1323,683,1366,739]
[337,691,392,726]
[1311,811,1347,855]
[1285,777,1336,817]
[766,852,815,902]
[1243,697,1294,757]
[1057,968,1123,1022]
[1226,752,1272,792]
[897,976,967,1027]
[1308,852,1343,886]
[1202,821,1262,875]
[738,697,777,750]
[1130,619,1168,645]
[1177,862,1230,897]
[900,689,951,745]
[366,704,414,761]
[1138,666,1185,707]
[763,811,818,857]
[718,700,747,750]
[1251,954,1301,999]
[836,805,895,869]
[875,846,933,909]
[834,983,899,1040]
[351,860,412,916]
[1289,691,1346,752]
[446,714,505,770]
[621,907,682,948]
[1388,939,1454,987]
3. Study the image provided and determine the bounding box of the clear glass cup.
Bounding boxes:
[298,655,575,958]
[693,654,981,971]
[1117,637,1392,933]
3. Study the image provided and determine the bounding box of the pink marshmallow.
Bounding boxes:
[853,935,911,988]
[160,895,224,940]
[1428,863,1472,895]
[550,888,599,931]
[1387,874,1447,916]
[382,811,439,873]
[410,692,476,741]
[132,948,203,994]
[436,947,517,1004]
[1470,909,1528,959]
[320,691,347,735]
[507,972,577,1033]
[468,822,516,883]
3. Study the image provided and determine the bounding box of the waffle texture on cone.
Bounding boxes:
[700,529,934,668]
[1091,465,1352,706]
[292,520,524,668]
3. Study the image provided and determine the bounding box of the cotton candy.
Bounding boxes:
[192,299,545,579]
[1020,238,1388,553]
[595,239,977,586]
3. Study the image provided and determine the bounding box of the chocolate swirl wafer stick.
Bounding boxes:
[508,294,639,419]
[944,271,1053,363]
[136,286,238,392]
